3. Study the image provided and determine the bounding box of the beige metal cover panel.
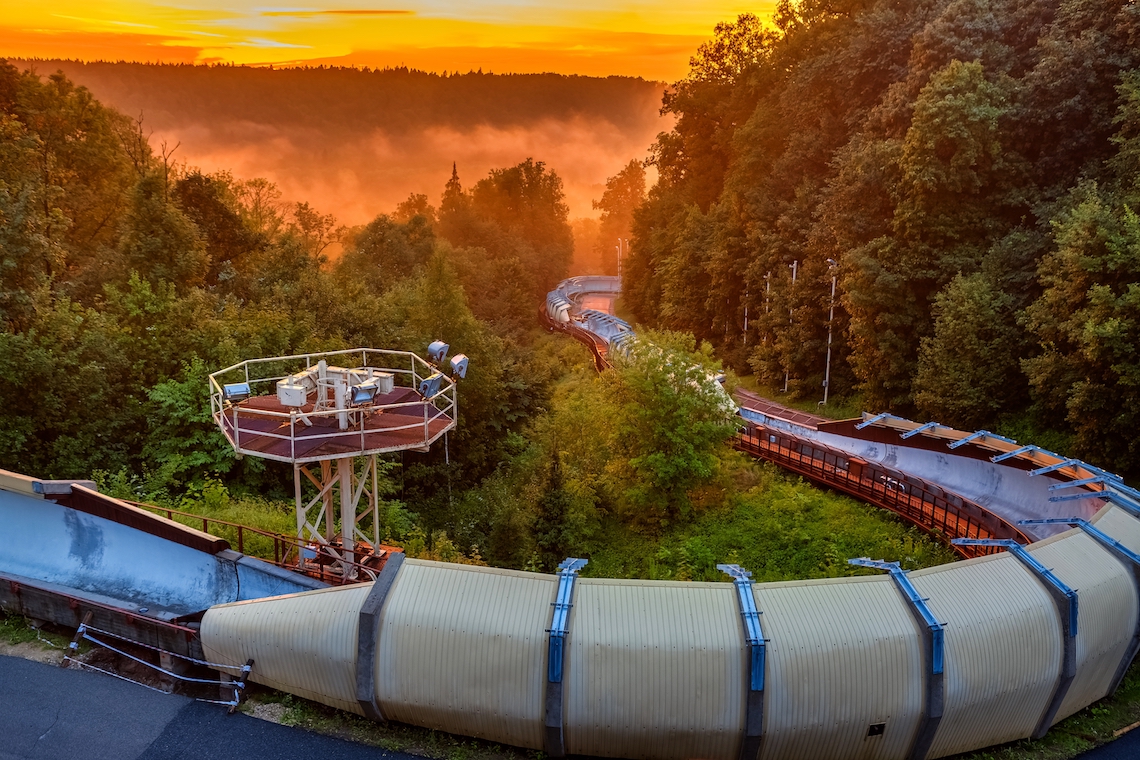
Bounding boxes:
[201,582,371,715]
[910,554,1062,758]
[1028,532,1137,722]
[563,578,744,760]
[1091,506,1140,555]
[375,559,557,749]
[753,575,922,760]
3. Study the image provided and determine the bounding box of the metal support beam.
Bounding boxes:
[952,538,1077,738]
[856,412,896,430]
[1021,518,1140,696]
[948,430,1016,450]
[901,421,941,440]
[355,552,405,720]
[849,558,944,760]
[545,558,587,758]
[1049,476,1111,492]
[1049,492,1106,503]
[718,564,767,760]
[992,445,1051,464]
[1030,459,1081,477]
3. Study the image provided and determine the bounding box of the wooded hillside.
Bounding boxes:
[623,0,1140,477]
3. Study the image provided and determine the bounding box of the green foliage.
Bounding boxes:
[592,159,645,275]
[602,330,738,526]
[143,357,242,488]
[626,0,1140,475]
[584,458,959,582]
[914,272,1024,429]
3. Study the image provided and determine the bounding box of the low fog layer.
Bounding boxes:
[21,61,669,224]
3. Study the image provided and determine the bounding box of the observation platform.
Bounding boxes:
[219,388,452,464]
[210,348,457,465]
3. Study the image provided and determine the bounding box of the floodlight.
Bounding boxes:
[449,354,469,379]
[428,340,449,364]
[223,382,251,403]
[350,379,380,407]
[419,373,444,398]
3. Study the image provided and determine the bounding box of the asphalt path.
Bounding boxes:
[4,653,1140,760]
[1,655,414,760]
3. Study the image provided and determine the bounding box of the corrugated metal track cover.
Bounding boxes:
[376,560,556,749]
[565,578,745,760]
[909,554,1062,757]
[754,575,923,760]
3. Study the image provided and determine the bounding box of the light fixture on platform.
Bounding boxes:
[428,340,449,364]
[223,382,251,403]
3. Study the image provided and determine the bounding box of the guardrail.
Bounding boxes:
[126,501,389,584]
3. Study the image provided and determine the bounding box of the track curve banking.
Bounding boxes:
[198,277,1140,760]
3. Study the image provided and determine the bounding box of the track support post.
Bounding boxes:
[544,558,586,758]
[718,564,767,760]
[849,558,944,760]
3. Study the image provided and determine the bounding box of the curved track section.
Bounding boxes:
[24,275,1140,760]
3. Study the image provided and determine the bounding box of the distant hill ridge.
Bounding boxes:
[9,60,665,133]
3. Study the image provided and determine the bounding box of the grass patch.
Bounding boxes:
[582,456,959,582]
[733,374,865,422]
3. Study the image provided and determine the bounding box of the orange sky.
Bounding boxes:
[0,1,777,80]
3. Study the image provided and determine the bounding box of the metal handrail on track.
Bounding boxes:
[125,500,385,584]
[735,423,1029,557]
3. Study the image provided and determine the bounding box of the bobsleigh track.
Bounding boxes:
[4,275,1140,760]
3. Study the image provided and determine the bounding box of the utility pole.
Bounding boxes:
[783,261,797,394]
[822,259,837,407]
[743,288,749,347]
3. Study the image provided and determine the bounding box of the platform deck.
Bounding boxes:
[217,387,453,461]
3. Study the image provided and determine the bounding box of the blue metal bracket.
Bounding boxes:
[848,559,944,674]
[992,445,1053,464]
[1098,490,1140,516]
[718,564,766,691]
[901,421,941,439]
[1049,476,1112,492]
[856,412,898,430]
[1020,519,1140,565]
[1030,458,1081,477]
[951,539,1077,635]
[718,564,767,760]
[547,558,587,683]
[1050,491,1107,503]
[544,557,587,758]
[948,430,1016,450]
[1021,517,1140,697]
[849,558,945,760]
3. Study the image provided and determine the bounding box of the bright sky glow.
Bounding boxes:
[0,1,778,80]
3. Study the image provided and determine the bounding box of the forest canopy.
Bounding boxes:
[622,0,1140,478]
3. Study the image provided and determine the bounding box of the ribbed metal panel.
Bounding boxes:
[1091,506,1140,554]
[563,578,744,760]
[754,575,922,760]
[375,559,556,749]
[910,554,1062,758]
[1028,531,1138,722]
[200,583,371,714]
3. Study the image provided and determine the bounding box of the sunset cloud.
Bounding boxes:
[0,1,776,79]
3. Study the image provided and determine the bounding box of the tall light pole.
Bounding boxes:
[743,287,749,347]
[783,260,798,394]
[822,258,837,407]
